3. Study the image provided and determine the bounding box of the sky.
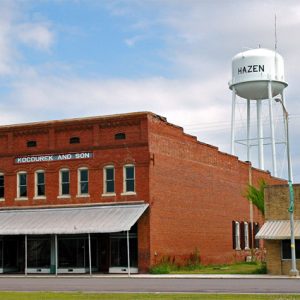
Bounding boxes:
[0,0,300,181]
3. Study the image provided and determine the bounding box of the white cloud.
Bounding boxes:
[16,22,54,51]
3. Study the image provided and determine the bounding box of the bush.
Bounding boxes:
[149,263,172,274]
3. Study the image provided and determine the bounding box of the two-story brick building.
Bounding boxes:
[0,111,284,275]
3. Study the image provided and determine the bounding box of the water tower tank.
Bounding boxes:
[229,48,287,100]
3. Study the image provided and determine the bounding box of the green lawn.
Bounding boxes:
[0,293,299,300]
[150,262,266,275]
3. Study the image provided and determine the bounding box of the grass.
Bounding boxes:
[150,261,266,275]
[0,293,299,300]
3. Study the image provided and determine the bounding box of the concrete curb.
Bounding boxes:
[0,274,298,279]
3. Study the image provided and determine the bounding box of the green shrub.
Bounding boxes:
[149,263,172,274]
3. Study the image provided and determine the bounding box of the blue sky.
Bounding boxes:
[1,0,300,182]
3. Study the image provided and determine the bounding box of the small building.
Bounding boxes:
[0,111,284,275]
[256,184,300,275]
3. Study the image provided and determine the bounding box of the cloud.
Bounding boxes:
[0,1,54,76]
[15,22,54,51]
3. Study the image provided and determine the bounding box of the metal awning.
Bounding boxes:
[256,220,300,240]
[0,203,148,235]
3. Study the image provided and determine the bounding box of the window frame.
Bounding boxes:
[281,239,300,260]
[16,171,28,200]
[122,164,136,195]
[244,222,249,250]
[34,170,46,199]
[77,167,89,197]
[103,165,115,196]
[0,172,4,201]
[235,221,241,250]
[59,168,70,198]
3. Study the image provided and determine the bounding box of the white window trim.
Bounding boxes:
[15,171,28,201]
[244,222,249,250]
[235,221,241,250]
[34,170,46,200]
[102,165,116,196]
[77,167,89,197]
[59,168,70,197]
[122,164,136,195]
[0,172,4,201]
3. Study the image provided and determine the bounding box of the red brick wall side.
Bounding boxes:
[148,115,284,266]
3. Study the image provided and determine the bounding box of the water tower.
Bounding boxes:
[228,48,288,177]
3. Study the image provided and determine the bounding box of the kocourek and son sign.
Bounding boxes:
[15,152,93,164]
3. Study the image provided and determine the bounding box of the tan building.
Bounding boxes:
[256,184,300,275]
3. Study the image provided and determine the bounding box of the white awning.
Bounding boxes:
[0,203,148,235]
[256,220,300,240]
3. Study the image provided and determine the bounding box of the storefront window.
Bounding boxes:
[110,230,137,268]
[281,240,300,259]
[27,236,50,268]
[58,235,97,269]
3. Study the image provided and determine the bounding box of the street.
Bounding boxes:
[0,276,299,294]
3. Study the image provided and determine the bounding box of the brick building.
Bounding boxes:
[256,184,300,275]
[0,111,284,274]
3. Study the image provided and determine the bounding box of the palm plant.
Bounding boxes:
[245,179,266,215]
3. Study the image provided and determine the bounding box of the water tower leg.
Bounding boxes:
[247,99,251,161]
[257,100,264,170]
[231,89,236,155]
[268,81,277,177]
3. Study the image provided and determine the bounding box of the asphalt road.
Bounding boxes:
[0,277,299,294]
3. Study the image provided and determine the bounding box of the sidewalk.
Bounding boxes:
[0,273,298,279]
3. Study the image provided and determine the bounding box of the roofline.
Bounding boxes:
[0,111,166,131]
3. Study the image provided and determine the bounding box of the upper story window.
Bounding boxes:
[59,169,70,196]
[78,168,89,195]
[0,173,4,199]
[115,133,126,140]
[35,170,45,198]
[27,140,37,148]
[70,137,80,144]
[123,164,135,193]
[103,165,115,194]
[17,171,27,198]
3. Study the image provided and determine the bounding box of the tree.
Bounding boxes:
[245,179,266,215]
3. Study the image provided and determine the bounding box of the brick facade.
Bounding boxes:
[264,185,300,275]
[0,112,285,273]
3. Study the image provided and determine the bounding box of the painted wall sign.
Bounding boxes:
[15,152,93,164]
[237,64,265,75]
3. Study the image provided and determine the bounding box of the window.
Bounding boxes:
[254,222,260,248]
[70,137,80,144]
[60,169,70,196]
[0,173,4,199]
[103,166,115,194]
[17,172,27,198]
[78,168,89,195]
[115,133,126,140]
[123,164,135,193]
[27,140,37,147]
[35,171,45,197]
[244,222,249,249]
[282,240,300,259]
[232,221,240,250]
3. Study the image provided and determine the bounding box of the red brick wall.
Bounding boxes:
[147,114,284,267]
[0,112,286,272]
